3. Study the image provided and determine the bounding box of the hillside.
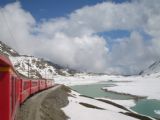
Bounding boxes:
[0,41,19,56]
[139,60,160,77]
[0,41,79,78]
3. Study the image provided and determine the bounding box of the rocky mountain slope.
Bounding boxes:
[139,60,160,77]
[0,41,19,56]
[0,41,79,78]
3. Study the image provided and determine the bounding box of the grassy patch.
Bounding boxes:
[79,102,105,110]
[121,112,153,120]
[97,99,153,120]
[60,84,71,93]
[96,98,129,111]
[79,95,95,99]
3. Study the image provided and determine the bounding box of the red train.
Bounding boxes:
[0,54,54,120]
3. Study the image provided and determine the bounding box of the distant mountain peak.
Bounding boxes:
[140,60,160,77]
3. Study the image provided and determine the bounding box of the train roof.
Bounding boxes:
[0,54,22,77]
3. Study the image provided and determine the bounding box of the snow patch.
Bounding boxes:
[63,90,139,120]
[9,56,57,79]
[154,110,160,115]
[98,98,136,108]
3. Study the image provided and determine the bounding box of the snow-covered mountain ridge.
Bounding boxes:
[139,60,160,77]
[2,40,160,78]
[0,41,80,78]
[0,41,19,56]
[9,56,57,78]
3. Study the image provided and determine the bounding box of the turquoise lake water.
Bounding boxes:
[131,99,160,119]
[70,82,134,100]
[70,82,160,119]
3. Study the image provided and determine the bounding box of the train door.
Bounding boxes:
[10,75,20,120]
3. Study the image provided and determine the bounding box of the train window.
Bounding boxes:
[16,78,18,101]
[14,78,16,106]
[11,76,15,115]
[0,73,4,78]
[23,82,30,90]
[41,81,44,84]
[10,75,20,115]
[32,81,38,87]
[10,76,13,115]
[41,81,43,84]
[13,77,15,113]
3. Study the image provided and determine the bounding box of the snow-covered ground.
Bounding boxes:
[54,74,122,85]
[154,110,160,115]
[63,90,140,120]
[55,74,160,120]
[99,98,136,108]
[105,76,160,100]
[55,74,160,100]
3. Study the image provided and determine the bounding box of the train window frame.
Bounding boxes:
[32,81,38,87]
[11,75,17,115]
[11,76,14,115]
[23,81,30,90]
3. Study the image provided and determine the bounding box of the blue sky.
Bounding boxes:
[0,0,131,20]
[0,0,141,43]
[0,0,158,74]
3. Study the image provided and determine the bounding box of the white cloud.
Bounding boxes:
[106,32,157,74]
[0,1,160,74]
[33,33,108,73]
[0,2,36,54]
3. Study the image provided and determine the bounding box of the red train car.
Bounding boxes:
[47,80,53,88]
[20,78,31,103]
[30,79,39,94]
[0,54,20,120]
[39,79,46,90]
[0,54,55,120]
[46,80,51,88]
